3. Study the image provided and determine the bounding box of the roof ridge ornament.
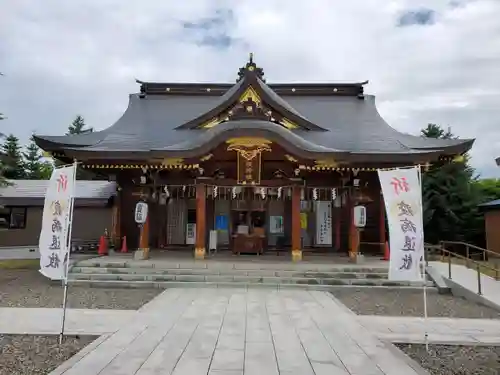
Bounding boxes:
[237,53,265,82]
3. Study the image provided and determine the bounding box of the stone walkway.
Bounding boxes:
[0,308,135,335]
[47,288,424,375]
[358,315,500,345]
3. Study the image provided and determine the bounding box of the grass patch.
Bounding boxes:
[0,259,39,269]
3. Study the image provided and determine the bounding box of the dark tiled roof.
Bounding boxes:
[0,180,116,207]
[478,199,500,210]
[34,61,474,161]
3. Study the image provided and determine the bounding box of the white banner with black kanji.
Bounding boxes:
[378,167,424,282]
[38,165,76,280]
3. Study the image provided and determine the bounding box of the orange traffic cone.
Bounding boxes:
[120,236,128,253]
[382,241,390,261]
[98,235,108,256]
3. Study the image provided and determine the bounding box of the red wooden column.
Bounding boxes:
[111,187,121,249]
[348,190,359,259]
[139,214,150,259]
[195,184,206,259]
[379,192,386,254]
[291,186,302,261]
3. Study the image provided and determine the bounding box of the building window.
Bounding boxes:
[0,206,27,229]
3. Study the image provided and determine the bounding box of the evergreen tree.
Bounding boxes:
[66,115,93,135]
[0,133,9,187]
[1,134,25,179]
[23,135,53,179]
[421,124,484,245]
[55,115,93,179]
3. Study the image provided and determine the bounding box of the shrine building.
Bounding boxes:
[34,55,474,261]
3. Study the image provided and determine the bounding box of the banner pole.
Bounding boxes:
[417,165,429,352]
[59,161,77,345]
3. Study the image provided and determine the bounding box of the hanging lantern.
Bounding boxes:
[312,188,318,201]
[277,187,283,199]
[331,188,337,200]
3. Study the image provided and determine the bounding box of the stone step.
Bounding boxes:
[70,266,389,279]
[68,273,433,287]
[68,279,437,291]
[75,260,389,274]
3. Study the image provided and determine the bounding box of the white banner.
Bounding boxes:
[39,165,76,280]
[378,167,424,281]
[315,201,332,246]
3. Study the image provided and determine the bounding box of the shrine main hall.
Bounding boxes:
[34,56,473,261]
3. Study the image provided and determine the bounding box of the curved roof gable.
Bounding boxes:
[174,56,326,131]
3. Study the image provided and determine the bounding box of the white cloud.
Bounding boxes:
[0,0,499,177]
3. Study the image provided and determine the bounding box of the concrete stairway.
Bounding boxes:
[68,258,435,290]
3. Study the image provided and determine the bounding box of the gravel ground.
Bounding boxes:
[397,343,500,375]
[331,288,500,318]
[0,334,97,375]
[0,269,162,309]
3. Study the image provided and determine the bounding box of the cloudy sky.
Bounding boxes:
[1,0,499,177]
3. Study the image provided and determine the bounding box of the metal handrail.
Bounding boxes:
[439,240,499,262]
[440,247,499,296]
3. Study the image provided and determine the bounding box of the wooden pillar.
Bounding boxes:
[139,214,150,259]
[379,192,386,254]
[348,190,359,259]
[195,184,206,259]
[111,187,121,249]
[291,186,302,261]
[334,202,341,251]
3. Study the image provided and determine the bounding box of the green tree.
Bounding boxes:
[421,123,455,139]
[421,124,484,246]
[23,135,53,179]
[1,134,26,180]
[472,178,500,203]
[66,115,93,135]
[0,133,10,187]
[54,115,93,179]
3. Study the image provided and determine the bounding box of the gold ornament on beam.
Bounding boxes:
[160,158,184,167]
[238,86,261,105]
[314,159,338,168]
[226,137,272,161]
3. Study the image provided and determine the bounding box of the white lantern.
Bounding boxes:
[353,205,366,228]
[134,202,148,224]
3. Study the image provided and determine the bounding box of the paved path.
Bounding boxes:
[358,315,500,345]
[430,261,500,308]
[0,307,136,335]
[49,288,424,375]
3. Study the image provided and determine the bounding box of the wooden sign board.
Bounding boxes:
[236,152,262,185]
